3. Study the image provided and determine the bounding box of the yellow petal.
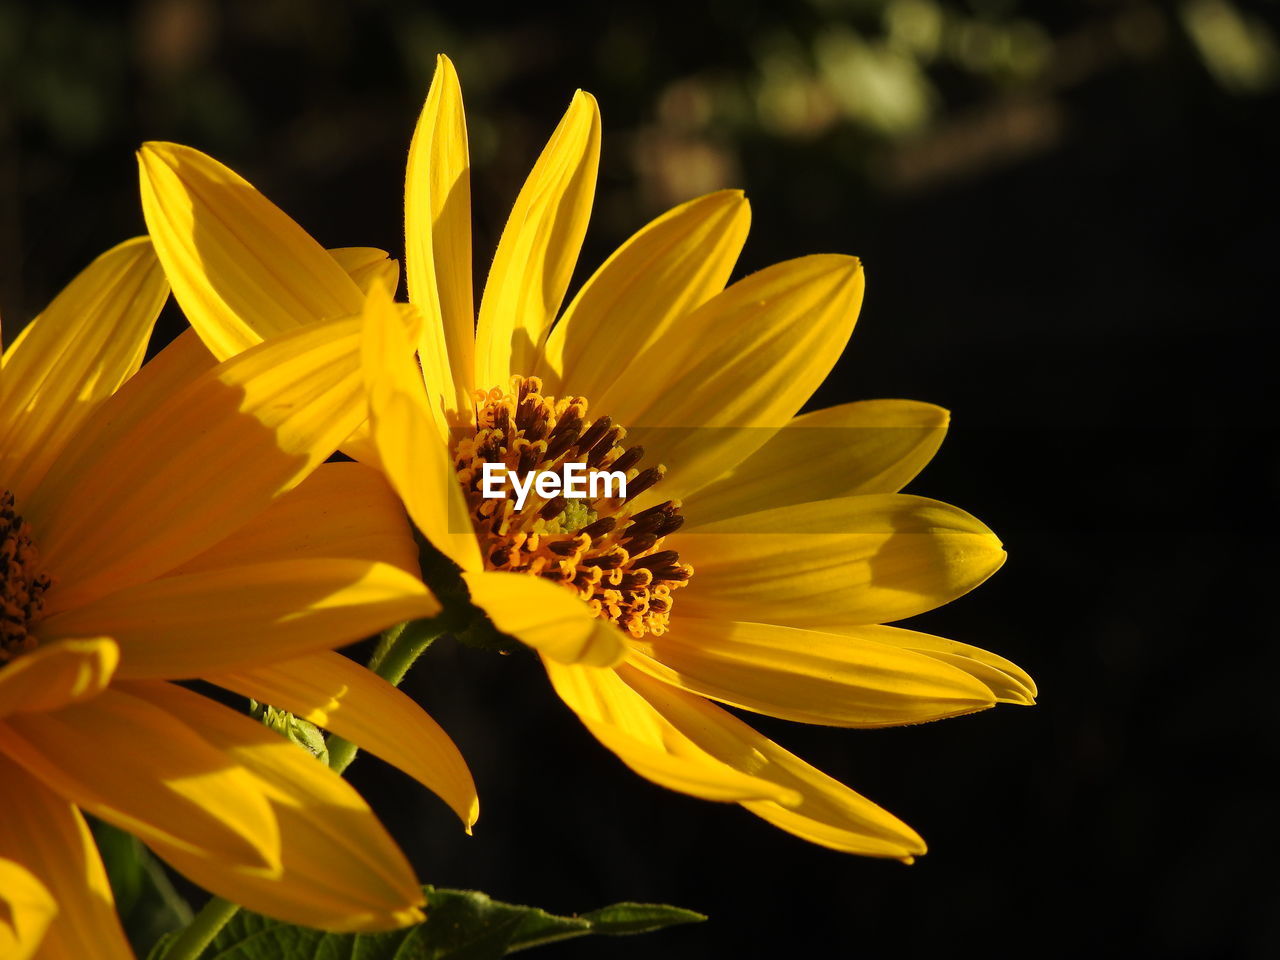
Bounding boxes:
[826,624,1037,705]
[32,317,367,612]
[406,54,475,412]
[534,190,750,397]
[342,295,432,468]
[38,559,441,680]
[363,277,451,444]
[0,237,168,503]
[26,329,217,522]
[0,688,281,873]
[210,650,479,830]
[543,657,799,804]
[124,680,424,933]
[464,571,625,667]
[594,255,865,502]
[329,247,401,296]
[138,141,363,360]
[683,399,949,524]
[0,754,132,960]
[628,617,995,728]
[0,858,56,960]
[615,666,926,860]
[0,638,118,719]
[678,494,1005,628]
[363,283,481,571]
[172,460,421,577]
[474,91,600,389]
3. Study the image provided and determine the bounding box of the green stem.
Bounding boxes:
[161,895,240,960]
[326,618,444,775]
[161,622,446,955]
[364,620,405,675]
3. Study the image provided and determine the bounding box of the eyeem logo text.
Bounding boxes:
[481,462,627,511]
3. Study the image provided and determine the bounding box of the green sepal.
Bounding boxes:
[453,613,524,655]
[250,700,330,764]
[165,886,704,958]
[408,526,520,655]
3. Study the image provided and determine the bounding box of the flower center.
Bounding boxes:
[1,489,51,665]
[455,376,693,638]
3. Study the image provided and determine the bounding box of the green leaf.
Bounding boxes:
[90,819,193,955]
[189,887,704,959]
[418,887,591,956]
[577,902,709,937]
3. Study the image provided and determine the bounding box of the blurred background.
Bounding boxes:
[2,0,1277,956]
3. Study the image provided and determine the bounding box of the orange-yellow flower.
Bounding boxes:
[138,54,1034,863]
[0,240,476,958]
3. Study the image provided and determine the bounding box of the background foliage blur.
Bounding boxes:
[2,1,1276,956]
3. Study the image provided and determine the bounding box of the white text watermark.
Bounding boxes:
[481,462,627,510]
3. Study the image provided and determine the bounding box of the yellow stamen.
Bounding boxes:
[1,489,51,664]
[455,376,693,638]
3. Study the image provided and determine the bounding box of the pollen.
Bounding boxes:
[1,489,51,665]
[455,376,693,638]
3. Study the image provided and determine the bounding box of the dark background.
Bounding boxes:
[3,1,1277,957]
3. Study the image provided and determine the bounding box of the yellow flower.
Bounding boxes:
[138,54,1035,863]
[0,239,478,957]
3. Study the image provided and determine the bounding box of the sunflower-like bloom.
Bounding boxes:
[0,239,478,957]
[138,55,1035,862]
